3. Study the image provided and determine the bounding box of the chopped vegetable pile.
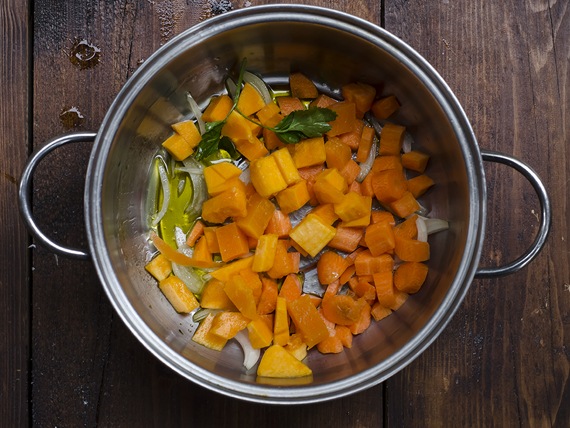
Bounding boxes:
[144,59,449,381]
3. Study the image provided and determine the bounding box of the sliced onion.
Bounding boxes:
[174,226,193,256]
[172,262,205,294]
[393,255,404,270]
[239,167,251,185]
[193,308,222,323]
[402,132,413,153]
[416,217,428,242]
[177,179,186,195]
[356,139,377,182]
[366,113,387,136]
[182,157,208,217]
[225,78,237,99]
[152,164,170,227]
[424,218,450,235]
[187,93,205,134]
[175,167,204,175]
[243,71,272,105]
[415,201,430,217]
[234,329,260,370]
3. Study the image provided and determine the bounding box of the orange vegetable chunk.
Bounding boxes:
[265,210,292,238]
[335,325,353,348]
[284,334,308,361]
[402,150,430,172]
[327,102,357,137]
[257,345,312,378]
[372,155,403,173]
[279,274,303,302]
[309,204,339,226]
[394,237,430,262]
[371,302,393,322]
[186,220,205,247]
[348,278,376,301]
[274,297,290,346]
[210,311,250,340]
[325,137,352,170]
[354,250,393,275]
[202,94,233,122]
[327,226,364,253]
[378,123,405,156]
[349,180,362,195]
[277,96,305,116]
[394,262,429,294]
[365,221,396,256]
[263,113,286,150]
[334,192,371,223]
[371,95,400,119]
[372,169,408,203]
[172,120,201,149]
[192,313,228,351]
[162,133,192,161]
[389,191,421,218]
[239,268,263,304]
[339,159,361,185]
[393,214,418,239]
[407,174,435,198]
[222,110,253,142]
[310,94,337,109]
[234,136,269,161]
[250,155,288,198]
[373,271,397,308]
[341,82,377,119]
[158,276,200,313]
[339,264,356,285]
[290,72,319,98]
[236,83,266,116]
[215,222,249,262]
[203,162,243,195]
[287,295,330,348]
[338,119,364,150]
[317,251,347,285]
[201,186,247,224]
[201,279,237,311]
[267,240,299,279]
[321,294,366,326]
[349,303,371,335]
[289,213,337,258]
[356,126,375,162]
[209,256,254,282]
[257,277,279,315]
[145,254,172,281]
[247,318,274,349]
[361,172,375,197]
[371,211,395,226]
[223,275,259,320]
[235,193,276,239]
[252,233,278,272]
[293,137,327,169]
[276,181,311,214]
[193,236,213,263]
[256,102,281,125]
[203,227,220,253]
[272,147,302,186]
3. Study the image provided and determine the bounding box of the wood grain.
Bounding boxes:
[0,1,30,427]
[385,0,570,426]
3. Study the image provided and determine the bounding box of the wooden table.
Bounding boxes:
[2,0,568,426]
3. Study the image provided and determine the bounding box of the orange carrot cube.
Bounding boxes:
[257,277,278,315]
[338,120,364,150]
[407,175,435,198]
[389,191,421,218]
[371,211,395,226]
[365,221,396,256]
[378,123,405,156]
[327,102,357,137]
[371,302,393,322]
[265,210,292,238]
[371,95,400,120]
[290,72,319,99]
[372,169,408,203]
[356,126,375,162]
[339,159,361,186]
[341,82,377,119]
[402,150,430,172]
[287,295,329,348]
[349,303,372,335]
[354,250,393,275]
[325,137,352,170]
[394,262,429,294]
[372,155,403,173]
[328,226,364,253]
[394,237,430,262]
[277,96,305,116]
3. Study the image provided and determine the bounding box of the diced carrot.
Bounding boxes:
[290,72,319,99]
[339,159,361,185]
[373,271,397,308]
[339,265,356,285]
[372,169,408,203]
[193,236,213,263]
[394,262,429,294]
[335,325,353,348]
[307,294,322,308]
[358,274,375,283]
[277,96,305,116]
[316,330,343,354]
[327,226,364,253]
[372,155,403,173]
[309,94,337,109]
[265,209,292,238]
[349,303,372,335]
[389,191,420,218]
[338,120,364,150]
[378,123,405,156]
[260,313,274,332]
[371,302,393,321]
[237,83,266,116]
[354,250,393,275]
[263,113,286,150]
[348,278,376,301]
[371,95,400,120]
[279,274,303,302]
[317,251,347,285]
[390,291,409,310]
[327,102,357,137]
[287,295,330,348]
[325,137,352,170]
[348,180,362,195]
[216,222,250,262]
[365,221,396,256]
[342,82,377,119]
[407,174,435,198]
[257,277,279,315]
[393,214,418,239]
[402,150,430,172]
[321,294,366,326]
[202,94,233,122]
[150,231,222,269]
[346,247,366,265]
[394,237,430,262]
[356,126,375,162]
[324,279,341,298]
[361,172,375,197]
[371,211,395,227]
[309,203,339,226]
[298,163,325,182]
[186,220,205,247]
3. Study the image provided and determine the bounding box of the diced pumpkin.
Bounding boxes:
[290,239,309,257]
[287,295,329,348]
[260,313,274,332]
[276,181,310,214]
[340,214,371,228]
[271,147,302,186]
[263,113,287,151]
[223,274,259,320]
[162,133,192,161]
[290,72,319,98]
[221,110,253,142]
[210,311,250,340]
[293,137,327,169]
[265,209,292,238]
[201,186,248,224]
[247,318,274,349]
[356,126,375,162]
[257,277,278,315]
[277,96,305,116]
[341,82,377,119]
[203,162,243,195]
[339,159,361,186]
[256,102,281,125]
[309,203,339,226]
[267,240,299,279]
[338,120,364,150]
[257,345,312,378]
[145,254,172,281]
[234,193,276,239]
[327,102,357,136]
[274,297,290,346]
[250,155,288,198]
[325,137,352,170]
[239,268,263,304]
[236,82,266,116]
[216,222,250,262]
[201,279,237,311]
[289,213,337,258]
[334,192,372,223]
[202,94,232,122]
[309,94,337,109]
[209,255,254,282]
[284,334,308,361]
[407,174,435,198]
[158,276,199,313]
[378,123,405,156]
[371,95,400,119]
[193,236,213,263]
[192,313,228,351]
[252,233,279,273]
[171,120,201,149]
[234,136,269,161]
[203,227,220,253]
[279,274,303,302]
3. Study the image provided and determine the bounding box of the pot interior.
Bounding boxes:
[93,7,482,402]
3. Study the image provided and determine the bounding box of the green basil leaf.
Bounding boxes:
[276,131,304,145]
[218,136,240,159]
[194,121,224,160]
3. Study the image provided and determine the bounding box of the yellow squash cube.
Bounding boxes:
[250,155,288,198]
[274,297,289,346]
[275,181,311,214]
[236,83,267,117]
[192,313,228,351]
[209,256,254,282]
[158,276,200,313]
[209,311,250,340]
[145,254,172,281]
[257,345,312,378]
[289,213,336,257]
[203,162,243,194]
[221,110,252,142]
[247,318,274,349]
[334,192,372,223]
[224,275,259,320]
[284,334,308,361]
[252,234,279,272]
[171,120,201,149]
[162,133,192,161]
[293,137,326,169]
[271,147,301,186]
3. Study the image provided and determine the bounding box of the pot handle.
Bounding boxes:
[18,132,97,261]
[474,150,551,278]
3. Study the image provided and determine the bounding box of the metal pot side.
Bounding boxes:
[84,5,485,403]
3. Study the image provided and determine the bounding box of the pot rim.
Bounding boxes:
[85,4,486,404]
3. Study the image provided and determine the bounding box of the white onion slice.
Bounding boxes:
[243,71,272,105]
[182,157,208,217]
[356,139,377,182]
[239,168,251,185]
[415,202,430,217]
[175,167,204,175]
[152,164,170,227]
[225,78,237,99]
[174,226,189,251]
[187,93,205,134]
[177,179,185,195]
[366,114,387,136]
[402,132,413,153]
[234,329,260,370]
[172,263,204,294]
[193,308,222,323]
[424,218,450,235]
[416,216,428,242]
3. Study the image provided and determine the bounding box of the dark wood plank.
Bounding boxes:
[0,1,30,427]
[385,0,570,426]
[31,0,386,426]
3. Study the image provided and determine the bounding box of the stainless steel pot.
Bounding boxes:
[18,5,551,404]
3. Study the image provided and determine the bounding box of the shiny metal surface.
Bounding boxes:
[18,132,96,260]
[475,151,551,278]
[16,4,543,403]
